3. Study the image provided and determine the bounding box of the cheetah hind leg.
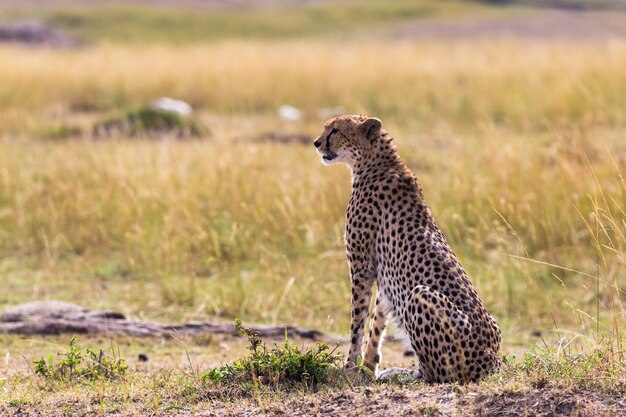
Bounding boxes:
[401,284,472,383]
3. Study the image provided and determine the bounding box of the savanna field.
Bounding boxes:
[0,1,625,415]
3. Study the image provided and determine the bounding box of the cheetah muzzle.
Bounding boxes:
[322,150,337,162]
[313,114,502,384]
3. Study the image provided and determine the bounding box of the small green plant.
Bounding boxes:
[33,336,128,383]
[202,319,343,391]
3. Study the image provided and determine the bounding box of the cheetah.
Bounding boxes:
[313,115,501,383]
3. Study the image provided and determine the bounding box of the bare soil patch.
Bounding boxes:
[472,387,626,416]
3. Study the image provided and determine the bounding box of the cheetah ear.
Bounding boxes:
[361,117,382,142]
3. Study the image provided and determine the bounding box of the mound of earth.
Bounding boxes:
[92,106,209,139]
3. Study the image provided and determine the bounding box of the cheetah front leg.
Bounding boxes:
[346,267,374,369]
[361,293,386,376]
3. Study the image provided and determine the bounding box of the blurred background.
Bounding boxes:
[0,0,625,352]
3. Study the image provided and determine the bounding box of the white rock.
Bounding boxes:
[150,97,192,117]
[278,105,302,122]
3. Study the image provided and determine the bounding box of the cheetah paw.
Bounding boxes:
[376,367,422,382]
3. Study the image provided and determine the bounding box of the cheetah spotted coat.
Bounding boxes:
[314,115,501,383]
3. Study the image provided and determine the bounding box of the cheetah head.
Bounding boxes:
[313,115,382,169]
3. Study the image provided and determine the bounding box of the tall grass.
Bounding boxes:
[0,127,623,339]
[2,41,626,135]
[0,40,624,344]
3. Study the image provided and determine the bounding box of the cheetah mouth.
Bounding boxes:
[322,151,338,161]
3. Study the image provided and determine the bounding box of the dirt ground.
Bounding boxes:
[194,384,626,416]
[2,331,624,417]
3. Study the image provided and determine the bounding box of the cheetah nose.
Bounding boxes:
[313,139,321,148]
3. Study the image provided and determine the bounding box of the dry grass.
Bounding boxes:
[1,41,625,339]
[2,41,626,135]
[0,32,625,414]
[0,125,624,340]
